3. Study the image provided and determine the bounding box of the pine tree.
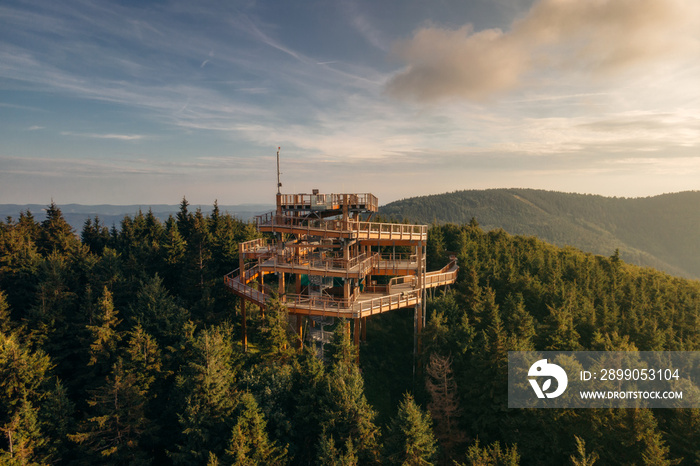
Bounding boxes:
[383,392,438,465]
[38,201,77,256]
[176,197,194,242]
[0,398,46,465]
[17,211,41,245]
[122,324,163,397]
[541,300,581,351]
[189,208,213,288]
[171,325,240,464]
[425,353,464,463]
[288,348,327,464]
[0,214,42,315]
[37,378,75,462]
[422,311,450,357]
[457,439,520,466]
[162,216,187,268]
[259,295,293,359]
[69,359,150,464]
[325,321,357,367]
[570,436,598,466]
[316,432,358,466]
[0,331,53,420]
[86,287,122,370]
[427,225,447,271]
[224,391,287,465]
[81,216,110,255]
[129,274,188,349]
[503,294,535,351]
[0,290,12,334]
[319,358,381,464]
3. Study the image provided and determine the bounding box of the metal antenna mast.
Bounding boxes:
[276,146,282,194]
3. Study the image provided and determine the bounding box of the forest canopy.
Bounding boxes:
[1,200,700,465]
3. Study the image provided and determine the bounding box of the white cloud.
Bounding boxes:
[60,132,146,141]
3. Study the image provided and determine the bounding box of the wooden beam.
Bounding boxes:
[354,317,360,364]
[241,299,247,352]
[296,315,303,348]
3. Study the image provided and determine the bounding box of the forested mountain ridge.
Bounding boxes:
[380,189,700,279]
[2,199,700,464]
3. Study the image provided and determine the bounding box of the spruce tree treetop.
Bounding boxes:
[383,392,437,466]
[38,201,78,256]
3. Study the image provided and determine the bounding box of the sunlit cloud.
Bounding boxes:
[386,0,700,102]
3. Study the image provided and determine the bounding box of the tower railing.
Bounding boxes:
[255,214,427,241]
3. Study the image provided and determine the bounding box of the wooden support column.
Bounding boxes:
[241,299,248,352]
[354,317,360,363]
[361,317,367,341]
[279,235,286,301]
[240,243,247,352]
[296,315,303,348]
[343,239,351,300]
[258,257,265,319]
[416,243,424,358]
[342,194,349,222]
[416,244,423,334]
[279,272,286,301]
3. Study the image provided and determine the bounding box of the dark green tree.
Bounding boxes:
[325,321,357,367]
[224,391,287,465]
[319,359,381,464]
[86,287,122,371]
[383,392,438,465]
[37,378,75,462]
[259,295,294,359]
[316,432,358,466]
[570,436,598,466]
[129,274,189,350]
[0,291,12,334]
[0,398,46,465]
[69,359,151,465]
[457,439,520,466]
[81,216,110,255]
[38,201,78,256]
[171,325,240,464]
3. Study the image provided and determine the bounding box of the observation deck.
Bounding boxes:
[224,190,458,351]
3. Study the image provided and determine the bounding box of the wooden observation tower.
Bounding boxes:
[224,154,458,354]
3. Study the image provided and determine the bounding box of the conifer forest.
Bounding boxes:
[2,200,700,465]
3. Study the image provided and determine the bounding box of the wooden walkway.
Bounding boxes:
[223,259,458,319]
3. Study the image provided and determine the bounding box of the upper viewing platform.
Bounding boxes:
[277,191,378,216]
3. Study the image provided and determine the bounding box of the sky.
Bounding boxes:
[2,0,700,206]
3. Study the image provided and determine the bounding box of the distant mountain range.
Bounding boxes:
[0,203,275,232]
[379,189,700,280]
[5,189,699,279]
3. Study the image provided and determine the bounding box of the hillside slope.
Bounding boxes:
[380,189,700,279]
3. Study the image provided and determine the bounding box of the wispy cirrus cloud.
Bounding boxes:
[60,131,147,141]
